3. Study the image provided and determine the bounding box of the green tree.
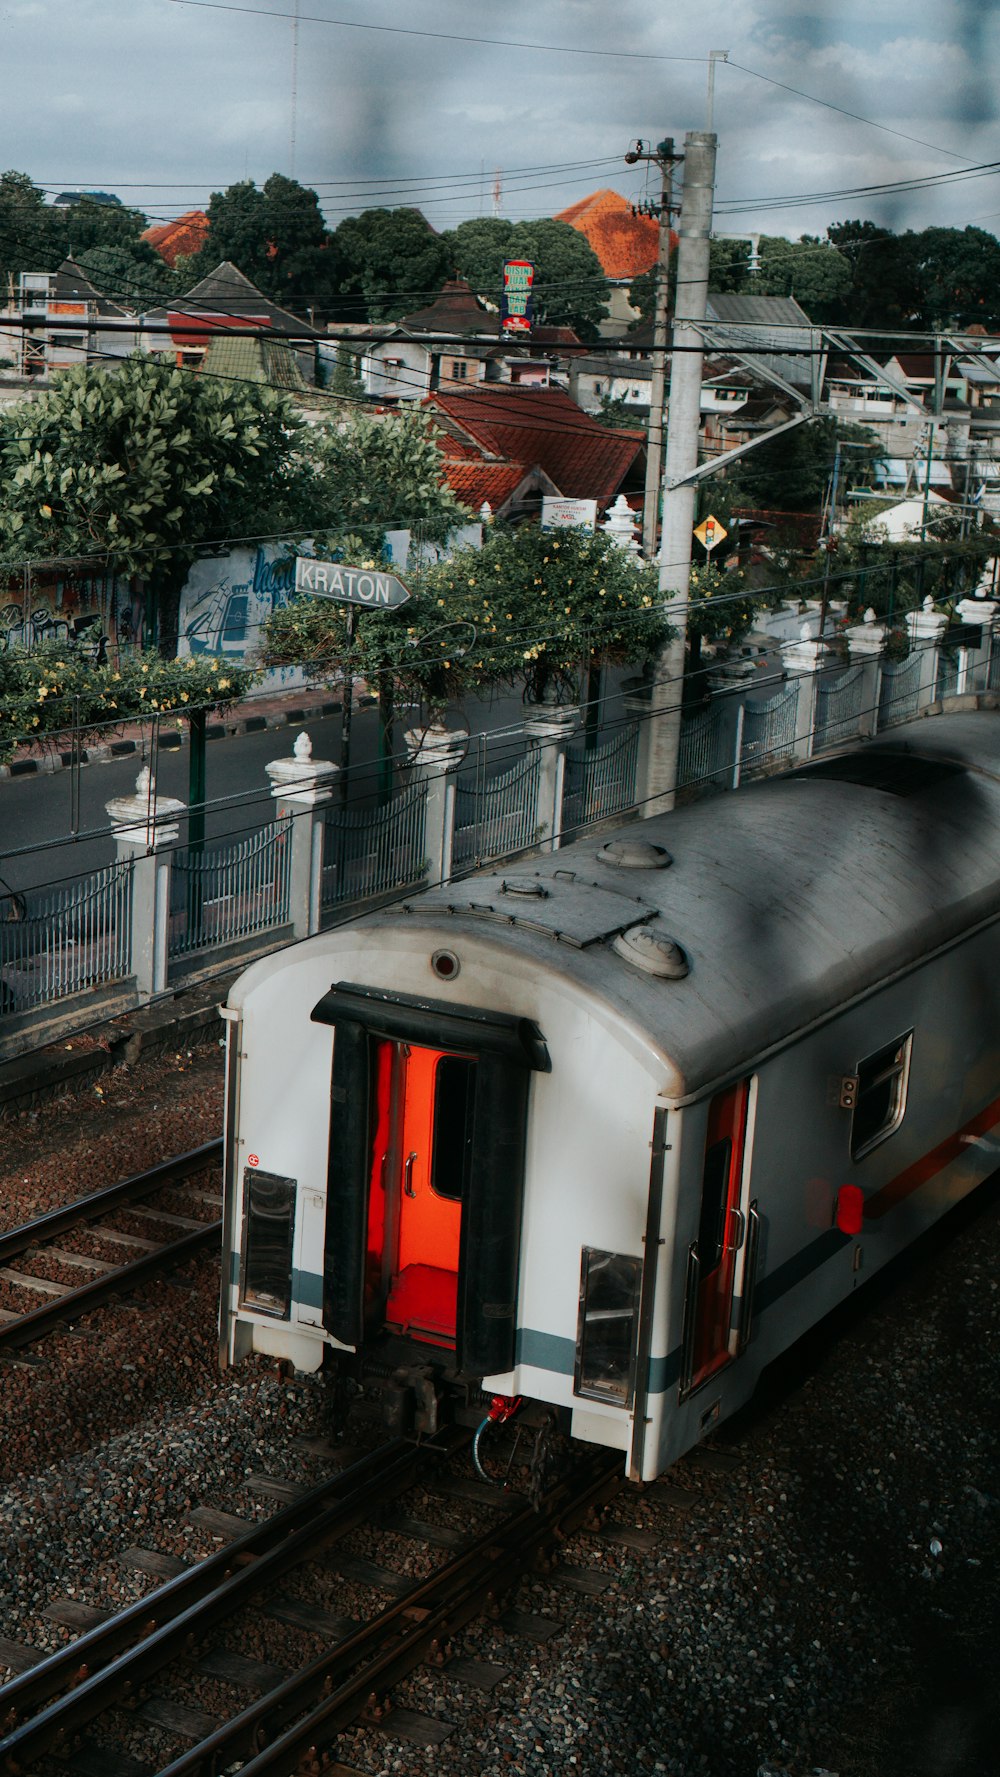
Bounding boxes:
[628,236,750,323]
[62,196,150,257]
[191,174,339,316]
[75,243,178,309]
[306,408,472,552]
[727,417,880,515]
[0,170,63,280]
[332,207,451,322]
[827,220,920,327]
[444,216,608,339]
[0,356,308,651]
[753,235,852,321]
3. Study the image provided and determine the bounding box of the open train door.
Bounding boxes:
[681,1077,759,1398]
[312,983,549,1376]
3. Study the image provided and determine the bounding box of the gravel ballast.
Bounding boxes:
[0,1041,997,1776]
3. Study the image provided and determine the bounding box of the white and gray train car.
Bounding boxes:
[219,713,1000,1482]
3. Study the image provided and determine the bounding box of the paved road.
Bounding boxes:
[0,682,626,900]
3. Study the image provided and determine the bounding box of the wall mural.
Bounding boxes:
[0,572,141,660]
[176,544,308,695]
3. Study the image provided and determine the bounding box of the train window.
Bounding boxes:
[851,1033,912,1160]
[574,1247,643,1407]
[430,1055,477,1202]
[239,1168,296,1318]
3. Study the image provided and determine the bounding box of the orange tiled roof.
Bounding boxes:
[142,211,211,267]
[427,386,644,508]
[555,189,659,281]
[442,460,533,510]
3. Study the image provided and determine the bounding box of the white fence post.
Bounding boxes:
[845,608,886,738]
[106,767,185,1000]
[955,592,999,693]
[905,597,949,707]
[265,732,339,938]
[523,703,578,848]
[780,625,831,764]
[404,723,468,886]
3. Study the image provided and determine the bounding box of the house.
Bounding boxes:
[142,261,320,386]
[424,384,645,522]
[332,279,581,403]
[0,258,138,378]
[555,189,661,336]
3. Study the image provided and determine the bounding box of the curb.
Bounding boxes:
[0,693,378,781]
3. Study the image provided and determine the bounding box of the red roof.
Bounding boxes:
[426,386,643,507]
[142,211,210,267]
[555,189,661,280]
[443,460,533,509]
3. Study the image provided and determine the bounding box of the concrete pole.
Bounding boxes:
[106,767,185,1001]
[641,131,717,817]
[640,140,678,560]
[265,733,339,939]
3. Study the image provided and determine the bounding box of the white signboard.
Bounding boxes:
[541,497,598,531]
[294,558,410,607]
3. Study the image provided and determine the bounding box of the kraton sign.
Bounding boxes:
[501,259,535,335]
[294,558,411,607]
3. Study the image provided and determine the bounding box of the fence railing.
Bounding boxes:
[878,652,923,727]
[678,704,734,792]
[170,818,293,959]
[563,723,639,831]
[322,781,428,907]
[813,664,866,753]
[740,682,799,773]
[0,862,132,1013]
[453,748,542,869]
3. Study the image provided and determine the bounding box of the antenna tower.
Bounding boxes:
[492,169,503,217]
[290,0,300,177]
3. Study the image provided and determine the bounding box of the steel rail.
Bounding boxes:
[0,1433,467,1767]
[185,1448,623,1777]
[0,1140,222,1267]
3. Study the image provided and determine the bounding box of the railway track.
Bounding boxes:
[0,1429,621,1775]
[0,1141,223,1357]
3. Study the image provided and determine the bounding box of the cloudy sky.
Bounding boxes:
[2,0,998,238]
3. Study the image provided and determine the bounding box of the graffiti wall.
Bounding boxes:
[0,570,140,660]
[176,544,308,695]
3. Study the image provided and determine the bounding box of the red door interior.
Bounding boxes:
[366,1039,476,1348]
[689,1079,750,1391]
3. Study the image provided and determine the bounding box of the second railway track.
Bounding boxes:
[0,1141,223,1357]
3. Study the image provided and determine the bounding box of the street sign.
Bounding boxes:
[694,514,728,553]
[294,557,410,607]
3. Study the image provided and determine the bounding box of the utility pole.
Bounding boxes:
[627,138,682,559]
[640,131,718,816]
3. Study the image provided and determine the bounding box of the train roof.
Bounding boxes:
[391,710,1000,1098]
[231,711,1000,1101]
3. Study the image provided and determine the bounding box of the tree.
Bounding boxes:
[753,235,852,321]
[75,243,178,309]
[332,207,451,323]
[306,408,472,553]
[0,170,63,281]
[0,356,308,651]
[190,174,340,316]
[628,237,750,323]
[444,216,608,339]
[727,417,879,515]
[62,196,150,257]
[910,225,1000,329]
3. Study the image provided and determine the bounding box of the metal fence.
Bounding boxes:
[677,704,733,792]
[740,682,799,773]
[321,781,428,908]
[170,818,293,958]
[563,723,639,831]
[878,652,923,728]
[453,748,542,869]
[0,862,132,1014]
[813,664,866,753]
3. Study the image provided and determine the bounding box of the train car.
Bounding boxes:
[219,711,1000,1482]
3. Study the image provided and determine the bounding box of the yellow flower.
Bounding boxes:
[180,692,189,702]
[113,671,121,681]
[37,686,48,701]
[210,660,219,672]
[218,678,230,690]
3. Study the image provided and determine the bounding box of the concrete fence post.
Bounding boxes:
[404,723,468,886]
[523,703,578,847]
[906,596,949,707]
[780,625,831,764]
[845,607,887,739]
[955,593,999,693]
[265,732,339,938]
[106,767,185,1001]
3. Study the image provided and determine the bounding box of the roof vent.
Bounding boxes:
[612,925,689,979]
[499,877,549,899]
[597,838,672,870]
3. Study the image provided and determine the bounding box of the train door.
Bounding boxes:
[682,1077,757,1396]
[366,1039,476,1349]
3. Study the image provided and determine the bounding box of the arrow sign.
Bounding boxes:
[294,557,410,608]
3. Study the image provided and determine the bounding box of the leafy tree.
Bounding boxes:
[190,174,339,316]
[75,243,178,309]
[443,215,608,339]
[753,235,852,321]
[727,417,880,515]
[827,220,920,328]
[332,207,451,323]
[325,341,366,400]
[910,225,1000,328]
[628,237,750,322]
[0,356,308,651]
[62,197,151,257]
[262,524,671,723]
[306,408,472,552]
[0,170,63,280]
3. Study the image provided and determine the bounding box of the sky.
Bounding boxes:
[2,0,999,240]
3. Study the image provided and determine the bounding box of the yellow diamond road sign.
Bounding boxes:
[694,514,728,549]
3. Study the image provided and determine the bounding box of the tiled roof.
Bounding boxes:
[426,385,644,506]
[142,211,210,267]
[202,332,306,390]
[145,262,319,336]
[555,189,660,280]
[400,279,493,335]
[442,459,534,510]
